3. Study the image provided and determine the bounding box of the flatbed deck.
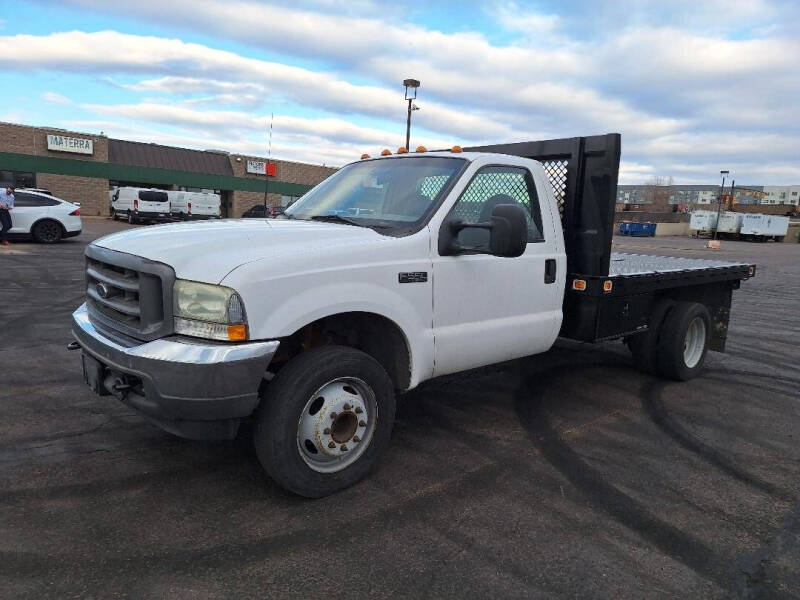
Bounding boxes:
[608,252,749,277]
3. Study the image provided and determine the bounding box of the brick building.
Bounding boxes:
[0,122,337,217]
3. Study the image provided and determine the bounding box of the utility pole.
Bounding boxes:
[713,170,729,240]
[263,113,273,208]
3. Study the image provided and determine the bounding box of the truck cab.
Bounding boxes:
[72,135,753,497]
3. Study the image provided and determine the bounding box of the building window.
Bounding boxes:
[0,170,35,189]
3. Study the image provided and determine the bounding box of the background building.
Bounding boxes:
[0,122,337,217]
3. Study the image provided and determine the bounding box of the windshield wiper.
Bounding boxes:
[308,214,363,227]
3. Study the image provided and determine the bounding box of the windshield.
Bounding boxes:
[285,156,466,232]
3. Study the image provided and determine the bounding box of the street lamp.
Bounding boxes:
[403,78,420,150]
[713,170,729,240]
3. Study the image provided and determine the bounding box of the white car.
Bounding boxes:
[7,189,82,243]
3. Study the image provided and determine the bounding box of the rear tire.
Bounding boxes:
[254,345,396,497]
[127,211,135,225]
[628,299,674,374]
[111,208,118,221]
[32,219,63,244]
[655,301,711,381]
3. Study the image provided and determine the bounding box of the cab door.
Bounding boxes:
[431,164,563,377]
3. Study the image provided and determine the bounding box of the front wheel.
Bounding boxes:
[254,345,396,497]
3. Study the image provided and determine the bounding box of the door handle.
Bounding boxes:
[544,259,556,284]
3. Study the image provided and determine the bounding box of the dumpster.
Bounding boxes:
[619,221,633,235]
[625,222,656,237]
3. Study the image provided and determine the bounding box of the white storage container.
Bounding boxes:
[740,214,789,239]
[716,211,743,235]
[689,210,718,234]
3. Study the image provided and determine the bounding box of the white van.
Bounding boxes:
[169,190,221,220]
[110,188,171,224]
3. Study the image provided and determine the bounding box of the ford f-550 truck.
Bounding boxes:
[71,134,755,497]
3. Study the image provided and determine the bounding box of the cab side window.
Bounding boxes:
[448,166,545,249]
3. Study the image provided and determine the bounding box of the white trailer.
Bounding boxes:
[689,210,718,236]
[716,211,743,237]
[740,214,789,242]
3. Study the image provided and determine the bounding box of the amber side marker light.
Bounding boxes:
[572,279,587,291]
[360,153,370,159]
[380,149,392,156]
[227,324,247,342]
[603,280,613,292]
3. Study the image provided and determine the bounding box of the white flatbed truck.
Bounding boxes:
[71,134,755,496]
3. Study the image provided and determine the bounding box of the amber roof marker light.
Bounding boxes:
[380,149,392,156]
[403,78,421,151]
[415,145,427,152]
[451,145,463,153]
[360,153,370,159]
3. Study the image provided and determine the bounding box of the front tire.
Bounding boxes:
[254,345,396,497]
[655,301,711,381]
[32,219,63,244]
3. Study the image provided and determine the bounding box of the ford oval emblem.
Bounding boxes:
[96,283,110,299]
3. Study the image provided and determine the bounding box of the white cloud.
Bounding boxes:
[41,91,71,104]
[3,0,800,182]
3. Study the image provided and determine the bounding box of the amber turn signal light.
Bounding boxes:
[227,324,247,342]
[572,279,587,291]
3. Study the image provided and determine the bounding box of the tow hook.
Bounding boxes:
[103,373,131,399]
[66,341,81,351]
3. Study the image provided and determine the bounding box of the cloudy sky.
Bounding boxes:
[0,0,798,183]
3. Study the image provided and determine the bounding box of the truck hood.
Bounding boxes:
[92,219,385,283]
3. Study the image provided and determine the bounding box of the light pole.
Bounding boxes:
[713,170,729,240]
[403,78,420,150]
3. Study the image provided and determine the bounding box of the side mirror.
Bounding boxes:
[441,203,528,257]
[487,204,528,257]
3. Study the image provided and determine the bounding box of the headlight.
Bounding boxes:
[173,280,247,341]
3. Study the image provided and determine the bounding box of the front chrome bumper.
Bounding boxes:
[71,303,279,439]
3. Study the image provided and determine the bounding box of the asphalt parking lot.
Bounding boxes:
[1,218,798,598]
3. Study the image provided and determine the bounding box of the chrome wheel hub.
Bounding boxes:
[297,377,376,473]
[683,316,706,368]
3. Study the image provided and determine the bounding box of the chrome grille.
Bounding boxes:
[84,245,175,342]
[86,259,142,327]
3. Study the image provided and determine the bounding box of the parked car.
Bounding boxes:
[72,134,755,497]
[242,203,288,218]
[169,190,221,220]
[6,189,81,243]
[110,187,171,224]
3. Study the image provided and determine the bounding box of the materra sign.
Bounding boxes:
[47,134,94,155]
[246,159,277,176]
